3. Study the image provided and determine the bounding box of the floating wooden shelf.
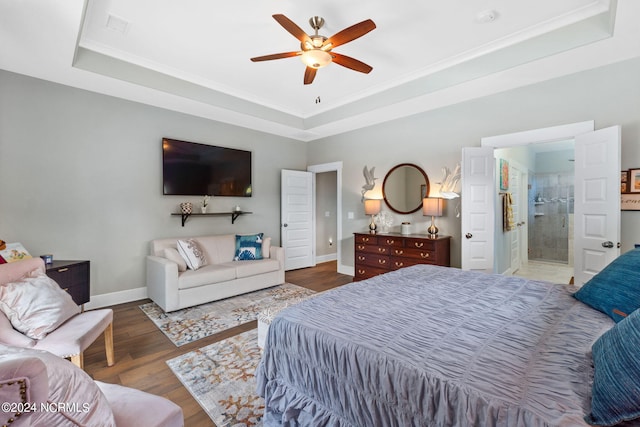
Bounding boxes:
[171,211,252,226]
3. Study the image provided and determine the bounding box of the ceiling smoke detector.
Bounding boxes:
[476,10,499,23]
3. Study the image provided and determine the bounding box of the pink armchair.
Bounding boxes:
[0,345,183,427]
[0,258,114,369]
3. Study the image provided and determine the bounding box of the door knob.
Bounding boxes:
[465,233,472,239]
[283,223,288,227]
[602,241,614,248]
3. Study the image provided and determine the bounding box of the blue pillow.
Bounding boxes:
[234,233,263,261]
[573,248,640,322]
[586,308,640,426]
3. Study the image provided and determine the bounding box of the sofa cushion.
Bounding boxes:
[177,239,207,270]
[196,235,236,264]
[177,264,237,290]
[262,237,271,259]
[163,247,187,272]
[221,258,281,279]
[234,233,264,260]
[0,272,80,340]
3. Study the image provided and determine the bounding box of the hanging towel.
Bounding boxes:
[503,193,515,232]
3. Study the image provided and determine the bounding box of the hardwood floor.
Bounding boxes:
[83,261,352,427]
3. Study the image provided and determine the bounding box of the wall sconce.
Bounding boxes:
[422,198,443,237]
[364,199,381,233]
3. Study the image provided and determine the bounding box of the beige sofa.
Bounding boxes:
[146,234,285,312]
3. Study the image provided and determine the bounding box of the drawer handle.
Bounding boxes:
[421,252,430,258]
[357,245,365,250]
[378,248,386,253]
[414,242,424,248]
[386,239,395,244]
[57,268,69,272]
[358,269,365,274]
[395,249,404,255]
[378,259,386,265]
[358,256,365,261]
[362,237,370,242]
[395,262,404,267]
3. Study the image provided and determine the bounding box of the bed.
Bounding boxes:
[256,262,640,427]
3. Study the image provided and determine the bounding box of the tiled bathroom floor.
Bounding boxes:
[513,260,574,284]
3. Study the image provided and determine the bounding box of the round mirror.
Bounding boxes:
[382,163,430,214]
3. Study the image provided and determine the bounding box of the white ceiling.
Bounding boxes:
[1,0,639,141]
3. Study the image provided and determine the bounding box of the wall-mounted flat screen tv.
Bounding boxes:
[162,138,252,196]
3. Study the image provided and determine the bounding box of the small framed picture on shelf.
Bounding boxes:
[621,170,629,193]
[629,168,640,193]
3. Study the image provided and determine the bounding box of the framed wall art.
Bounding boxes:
[499,159,509,191]
[621,193,640,211]
[621,170,629,193]
[629,168,640,193]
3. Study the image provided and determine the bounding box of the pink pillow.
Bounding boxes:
[0,345,116,426]
[0,272,80,340]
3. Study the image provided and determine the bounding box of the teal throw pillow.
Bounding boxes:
[573,248,640,322]
[586,308,640,426]
[234,233,263,261]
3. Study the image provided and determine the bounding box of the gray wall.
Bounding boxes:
[308,56,640,269]
[0,70,305,300]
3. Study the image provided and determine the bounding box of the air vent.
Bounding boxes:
[106,14,130,34]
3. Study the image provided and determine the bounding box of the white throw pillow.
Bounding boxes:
[164,247,187,272]
[176,239,207,270]
[0,272,80,340]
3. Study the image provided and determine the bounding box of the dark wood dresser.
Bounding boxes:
[46,260,90,306]
[354,232,451,281]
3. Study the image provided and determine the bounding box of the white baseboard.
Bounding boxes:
[316,253,338,263]
[339,264,354,277]
[84,286,148,310]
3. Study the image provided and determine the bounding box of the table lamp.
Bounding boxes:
[423,198,443,237]
[364,199,381,233]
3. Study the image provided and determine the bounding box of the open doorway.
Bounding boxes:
[307,162,345,274]
[495,141,575,284]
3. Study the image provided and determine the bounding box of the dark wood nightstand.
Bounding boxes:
[46,260,90,307]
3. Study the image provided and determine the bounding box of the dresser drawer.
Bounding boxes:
[404,237,437,250]
[390,247,436,261]
[378,235,403,247]
[356,244,390,255]
[356,253,390,269]
[355,234,378,245]
[390,257,430,270]
[355,265,388,280]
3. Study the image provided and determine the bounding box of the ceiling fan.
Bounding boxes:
[250,14,376,85]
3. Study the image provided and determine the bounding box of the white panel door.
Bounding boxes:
[281,169,314,271]
[461,147,495,272]
[574,126,621,286]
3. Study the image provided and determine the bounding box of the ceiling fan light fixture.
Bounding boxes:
[301,49,332,69]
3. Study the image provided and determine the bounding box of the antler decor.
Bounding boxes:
[439,164,460,199]
[361,165,377,202]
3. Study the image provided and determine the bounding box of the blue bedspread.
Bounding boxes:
[256,265,614,427]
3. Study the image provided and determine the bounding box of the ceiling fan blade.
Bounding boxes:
[251,52,300,62]
[304,67,317,85]
[331,53,373,74]
[326,19,376,48]
[272,14,311,43]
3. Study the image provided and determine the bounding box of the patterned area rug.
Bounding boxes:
[140,283,314,346]
[167,329,263,426]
